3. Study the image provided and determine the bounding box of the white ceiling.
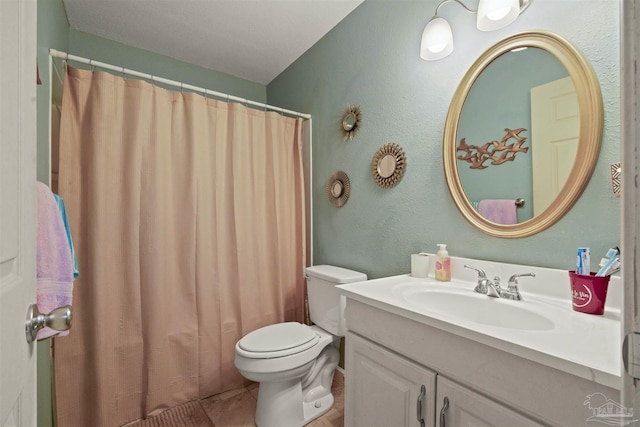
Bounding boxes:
[62,0,364,85]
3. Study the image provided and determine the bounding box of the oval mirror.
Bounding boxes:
[331,180,344,197]
[443,31,603,238]
[378,154,397,178]
[343,113,357,131]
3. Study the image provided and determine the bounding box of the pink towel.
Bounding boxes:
[478,199,518,225]
[36,182,74,339]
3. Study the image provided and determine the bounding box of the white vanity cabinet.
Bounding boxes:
[435,377,542,427]
[345,332,437,427]
[342,297,620,426]
[345,331,541,427]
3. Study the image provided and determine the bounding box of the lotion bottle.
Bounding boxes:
[435,244,451,282]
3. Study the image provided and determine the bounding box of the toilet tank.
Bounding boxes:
[305,265,367,337]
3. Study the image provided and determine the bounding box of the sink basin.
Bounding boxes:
[393,283,555,331]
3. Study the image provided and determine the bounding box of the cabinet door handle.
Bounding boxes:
[416,384,426,427]
[439,396,449,427]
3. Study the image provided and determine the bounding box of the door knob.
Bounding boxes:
[25,304,72,343]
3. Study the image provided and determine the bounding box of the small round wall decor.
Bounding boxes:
[371,143,406,188]
[326,171,351,207]
[340,105,362,141]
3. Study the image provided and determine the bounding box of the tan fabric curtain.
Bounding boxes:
[54,66,306,427]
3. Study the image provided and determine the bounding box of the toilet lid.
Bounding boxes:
[238,322,319,357]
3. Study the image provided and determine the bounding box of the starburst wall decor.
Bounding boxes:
[340,104,362,141]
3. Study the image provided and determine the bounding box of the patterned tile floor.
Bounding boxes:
[200,370,345,427]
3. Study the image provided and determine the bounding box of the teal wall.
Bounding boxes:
[268,0,620,278]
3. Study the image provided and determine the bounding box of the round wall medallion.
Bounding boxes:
[371,143,406,188]
[340,105,362,141]
[326,171,351,207]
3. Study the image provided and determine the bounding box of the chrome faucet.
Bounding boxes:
[464,265,502,298]
[464,265,535,300]
[500,273,536,300]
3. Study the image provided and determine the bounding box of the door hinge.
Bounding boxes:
[623,332,640,379]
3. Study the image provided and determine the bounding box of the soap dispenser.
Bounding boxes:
[435,244,451,282]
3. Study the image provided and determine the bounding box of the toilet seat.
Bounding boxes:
[237,322,320,359]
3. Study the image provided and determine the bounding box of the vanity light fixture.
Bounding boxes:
[420,0,533,61]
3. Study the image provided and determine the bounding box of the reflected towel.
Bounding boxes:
[478,199,518,225]
[36,182,74,339]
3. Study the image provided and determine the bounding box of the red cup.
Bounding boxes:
[568,271,611,315]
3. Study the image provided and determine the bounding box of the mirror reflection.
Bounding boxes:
[342,113,356,131]
[457,47,573,224]
[331,181,344,197]
[443,31,603,238]
[377,154,397,178]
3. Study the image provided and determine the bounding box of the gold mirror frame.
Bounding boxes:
[443,31,603,238]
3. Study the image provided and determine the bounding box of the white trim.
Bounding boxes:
[621,0,639,410]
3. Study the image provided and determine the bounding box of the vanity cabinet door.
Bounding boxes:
[436,377,543,427]
[345,332,436,427]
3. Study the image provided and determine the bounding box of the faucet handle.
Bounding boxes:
[464,264,486,278]
[507,272,535,291]
[464,265,489,294]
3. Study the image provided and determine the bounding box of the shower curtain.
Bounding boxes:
[54,66,306,427]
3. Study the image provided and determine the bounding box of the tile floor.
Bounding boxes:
[200,369,345,427]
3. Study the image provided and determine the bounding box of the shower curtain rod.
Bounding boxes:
[49,49,311,119]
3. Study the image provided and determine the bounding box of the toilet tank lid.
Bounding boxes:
[305,265,367,284]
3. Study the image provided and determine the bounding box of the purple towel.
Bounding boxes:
[478,199,518,225]
[36,182,74,339]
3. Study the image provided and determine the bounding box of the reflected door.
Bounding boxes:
[530,76,579,215]
[0,1,37,426]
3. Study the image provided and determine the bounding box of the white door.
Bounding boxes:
[0,1,38,426]
[621,0,640,417]
[530,76,579,216]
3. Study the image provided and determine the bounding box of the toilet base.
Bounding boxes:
[303,391,334,423]
[254,377,337,427]
[256,379,305,427]
[254,343,340,427]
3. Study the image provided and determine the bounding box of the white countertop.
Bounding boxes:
[337,256,621,390]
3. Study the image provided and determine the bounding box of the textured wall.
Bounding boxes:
[268,0,620,279]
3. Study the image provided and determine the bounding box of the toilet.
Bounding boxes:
[234,265,367,427]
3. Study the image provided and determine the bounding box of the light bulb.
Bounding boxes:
[477,0,520,31]
[420,17,454,61]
